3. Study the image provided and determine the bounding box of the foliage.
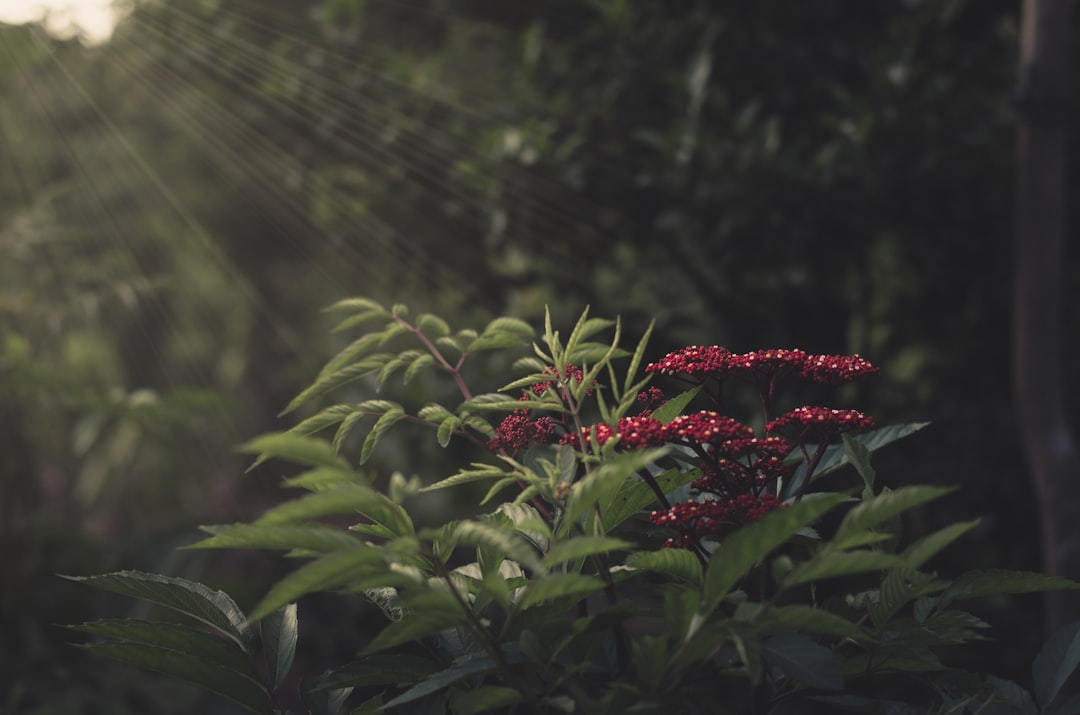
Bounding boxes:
[67,300,1080,714]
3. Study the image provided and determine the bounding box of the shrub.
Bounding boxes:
[67,299,1080,714]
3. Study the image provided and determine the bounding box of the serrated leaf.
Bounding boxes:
[444,521,545,575]
[239,432,350,473]
[330,309,392,334]
[254,484,411,536]
[421,464,507,492]
[332,410,368,454]
[782,550,908,588]
[281,467,367,492]
[317,332,386,377]
[61,571,249,650]
[288,404,354,437]
[416,313,451,337]
[602,466,699,531]
[302,677,354,715]
[361,590,464,655]
[403,353,436,384]
[74,641,272,714]
[623,320,655,394]
[467,332,529,352]
[757,606,870,643]
[901,520,979,569]
[68,620,260,682]
[762,631,844,691]
[562,449,667,534]
[626,548,703,586]
[281,355,393,415]
[438,415,461,447]
[517,573,606,609]
[188,523,361,553]
[324,297,386,314]
[649,387,702,424]
[543,537,632,567]
[940,570,1080,609]
[484,317,535,339]
[1034,621,1080,707]
[247,548,389,623]
[842,433,875,494]
[462,415,496,439]
[782,423,930,500]
[833,486,955,546]
[418,402,454,422]
[382,649,524,708]
[359,406,406,464]
[513,356,548,372]
[702,494,848,612]
[261,604,297,690]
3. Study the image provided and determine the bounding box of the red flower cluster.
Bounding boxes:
[561,416,665,450]
[487,410,556,453]
[650,493,784,548]
[664,411,754,444]
[647,346,878,387]
[801,354,880,385]
[645,345,731,377]
[636,386,666,414]
[765,406,874,440]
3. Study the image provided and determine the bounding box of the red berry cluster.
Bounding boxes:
[532,364,591,397]
[487,410,557,453]
[647,346,878,387]
[664,411,755,444]
[694,437,792,496]
[650,493,784,548]
[765,406,874,441]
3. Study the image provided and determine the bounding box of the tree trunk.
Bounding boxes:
[1014,0,1080,633]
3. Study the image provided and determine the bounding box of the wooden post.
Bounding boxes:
[1014,0,1079,633]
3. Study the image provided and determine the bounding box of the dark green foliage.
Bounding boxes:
[65,302,1080,713]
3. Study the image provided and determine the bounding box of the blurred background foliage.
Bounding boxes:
[0,0,1069,711]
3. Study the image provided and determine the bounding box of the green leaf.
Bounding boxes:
[438,415,462,447]
[649,387,702,424]
[74,641,272,714]
[833,485,955,547]
[247,548,390,623]
[986,675,1039,715]
[261,604,297,690]
[418,403,454,422]
[841,433,875,495]
[255,484,411,537]
[324,297,386,314]
[382,650,524,709]
[330,309,393,334]
[301,677,354,715]
[702,494,848,612]
[188,523,361,553]
[281,466,367,492]
[782,550,908,588]
[61,571,249,650]
[417,313,452,337]
[443,521,545,575]
[517,573,606,609]
[940,570,1080,608]
[626,548,703,586]
[782,423,930,500]
[281,355,393,415]
[359,405,407,464]
[622,319,655,394]
[403,353,436,384]
[561,448,667,534]
[756,606,870,644]
[762,631,844,691]
[239,432,351,473]
[901,520,979,569]
[68,620,261,682]
[422,464,507,493]
[543,536,632,567]
[1034,620,1080,707]
[288,404,354,437]
[467,332,529,352]
[602,466,699,531]
[361,590,465,655]
[484,317,535,339]
[305,654,439,691]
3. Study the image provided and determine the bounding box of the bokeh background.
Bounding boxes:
[2,0,1073,711]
